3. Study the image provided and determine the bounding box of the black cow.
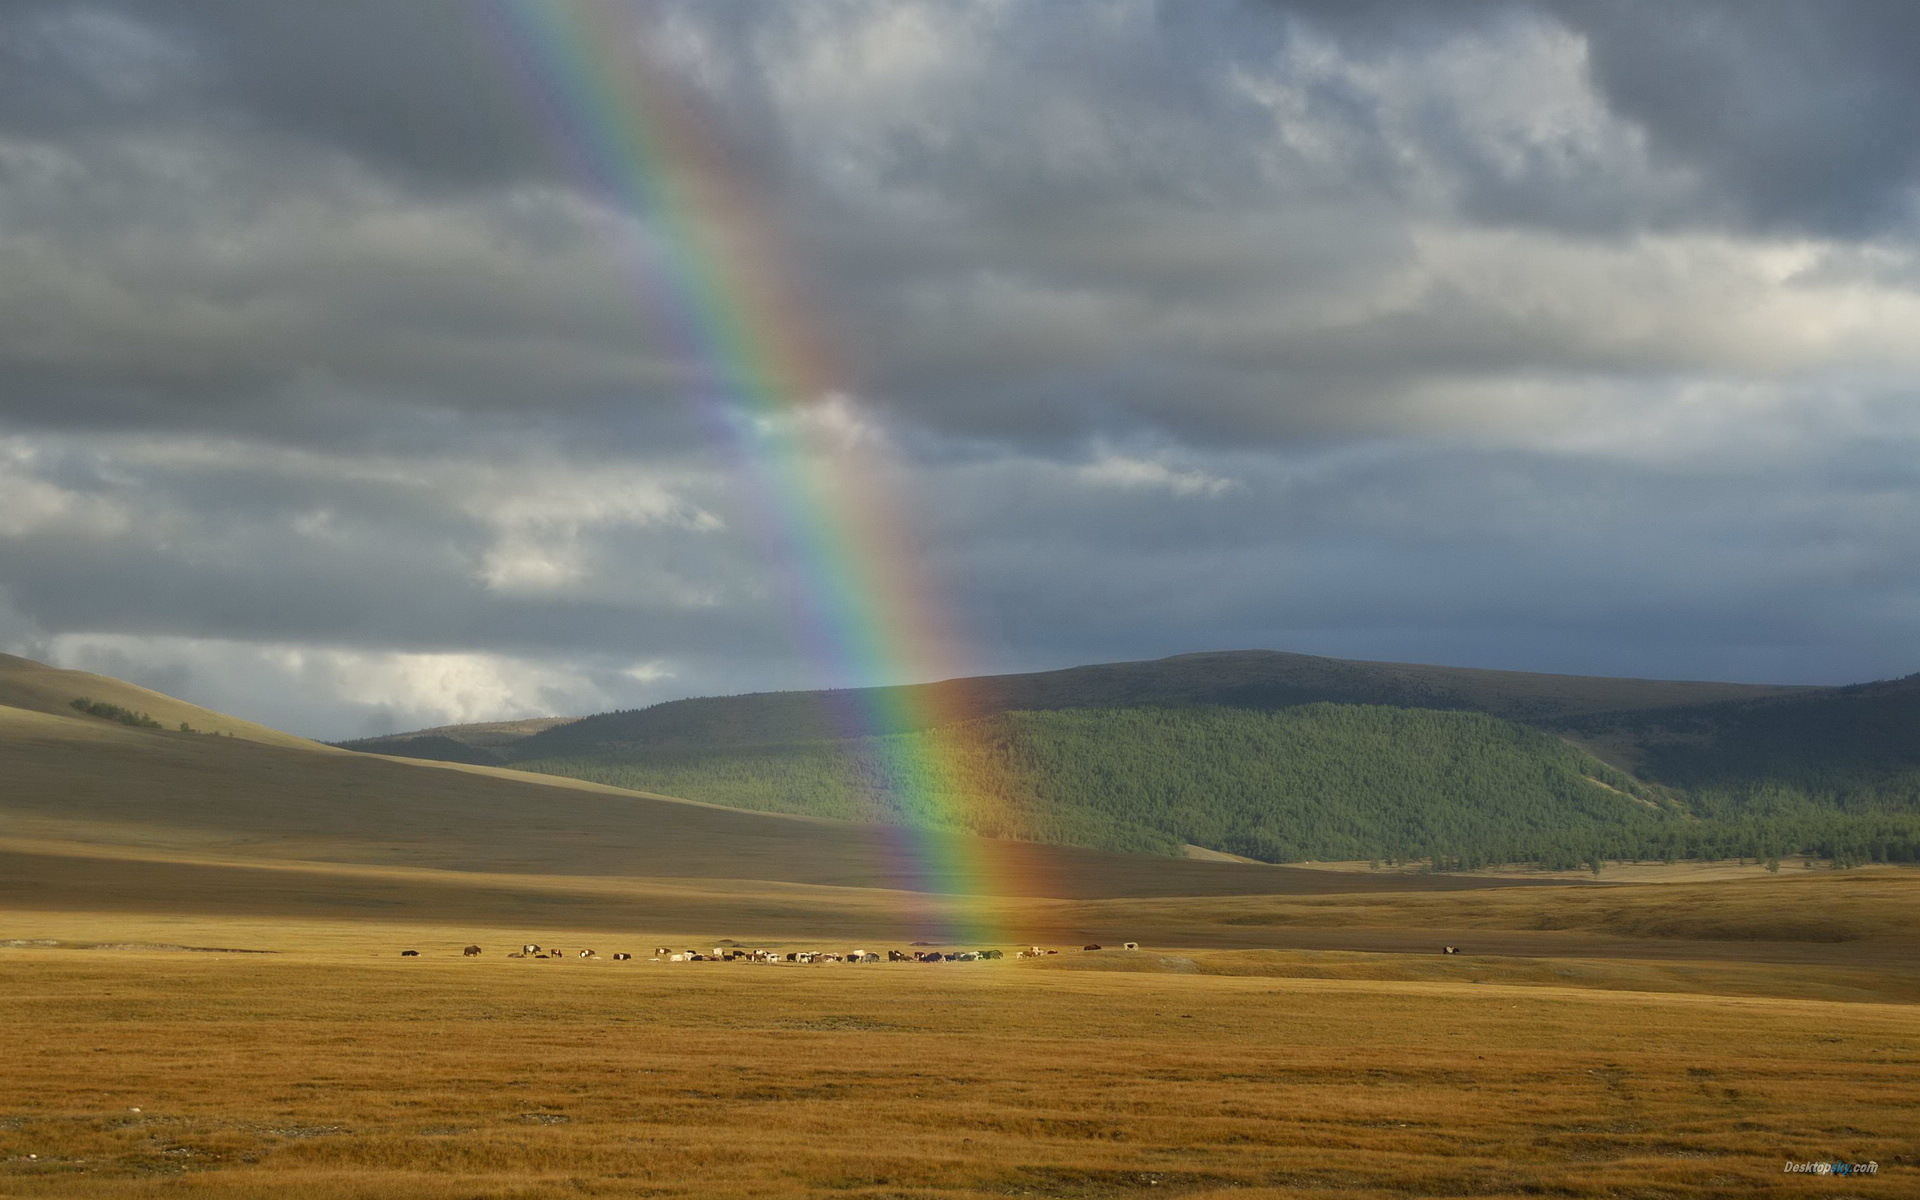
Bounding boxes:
[462,945,482,957]
[400,950,420,957]
[1082,944,1102,951]
[612,952,632,961]
[1443,945,1460,955]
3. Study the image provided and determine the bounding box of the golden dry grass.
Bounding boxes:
[2,935,1917,1200]
[3,851,1917,1198]
[5,658,1920,1198]
[0,655,323,750]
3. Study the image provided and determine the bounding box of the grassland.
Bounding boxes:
[4,917,1919,1200]
[6,656,1920,1196]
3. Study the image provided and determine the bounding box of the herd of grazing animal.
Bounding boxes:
[397,942,1139,961]
[651,946,1010,963]
[384,941,1495,961]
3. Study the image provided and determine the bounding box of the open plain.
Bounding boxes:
[5,658,1920,1197]
[5,860,1920,1199]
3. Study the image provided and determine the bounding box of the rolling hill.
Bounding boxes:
[497,649,1817,759]
[1553,671,1920,800]
[0,652,325,751]
[340,648,1813,764]
[514,704,1684,868]
[342,649,1920,870]
[0,653,1522,903]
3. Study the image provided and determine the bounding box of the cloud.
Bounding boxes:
[1077,453,1239,498]
[3,0,1919,736]
[40,631,673,740]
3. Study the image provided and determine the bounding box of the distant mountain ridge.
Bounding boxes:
[4,652,1406,900]
[321,649,1920,871]
[342,649,1816,764]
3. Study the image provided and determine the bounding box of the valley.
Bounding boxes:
[5,653,1919,1197]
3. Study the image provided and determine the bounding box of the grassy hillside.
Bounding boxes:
[331,648,1920,870]
[2,672,1527,901]
[1552,673,1920,860]
[504,649,1812,760]
[338,732,508,765]
[1559,672,1920,788]
[0,653,325,751]
[336,715,576,761]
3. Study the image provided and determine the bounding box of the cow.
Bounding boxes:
[523,944,541,955]
[1083,944,1102,951]
[1443,945,1460,955]
[400,950,419,957]
[1122,942,1139,951]
[888,950,910,962]
[612,953,632,961]
[578,949,596,959]
[462,945,482,957]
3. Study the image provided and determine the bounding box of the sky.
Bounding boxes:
[3,0,1919,741]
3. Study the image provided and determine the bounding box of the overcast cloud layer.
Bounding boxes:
[3,0,1918,740]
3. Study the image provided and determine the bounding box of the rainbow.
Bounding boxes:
[486,1,1022,940]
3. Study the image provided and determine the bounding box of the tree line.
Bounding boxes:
[512,702,1920,869]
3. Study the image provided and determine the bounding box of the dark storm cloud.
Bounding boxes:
[6,0,1915,447]
[2,1,1918,736]
[1550,0,1920,237]
[96,0,556,187]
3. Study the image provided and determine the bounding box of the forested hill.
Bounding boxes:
[1554,672,1920,797]
[492,650,1812,761]
[515,704,1689,868]
[337,652,1920,870]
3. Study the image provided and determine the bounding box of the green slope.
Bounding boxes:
[516,704,1701,868]
[1554,672,1920,836]
[341,651,1920,869]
